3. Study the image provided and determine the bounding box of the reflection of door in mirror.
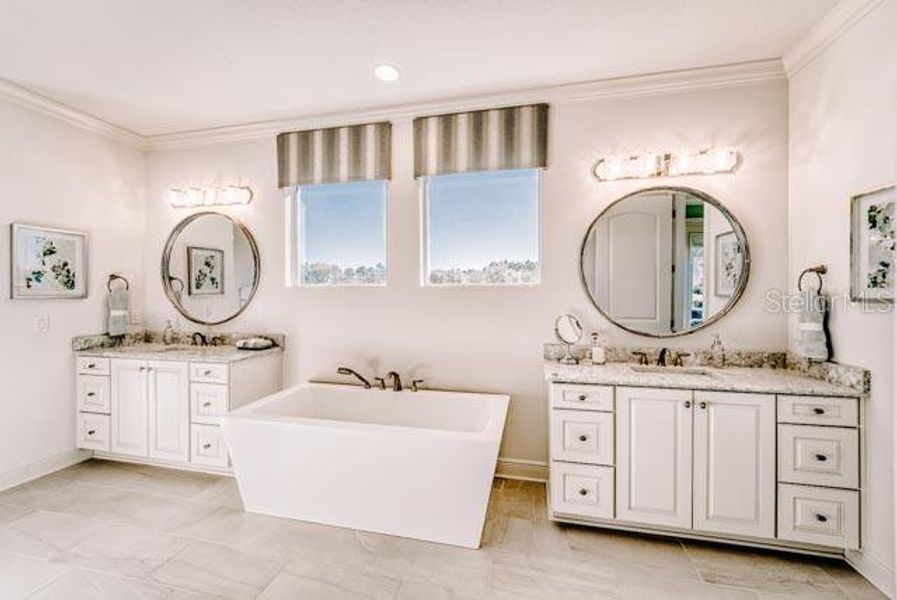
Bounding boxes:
[593,191,673,334]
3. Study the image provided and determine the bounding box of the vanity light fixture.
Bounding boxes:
[373,63,400,82]
[168,185,253,208]
[593,147,740,181]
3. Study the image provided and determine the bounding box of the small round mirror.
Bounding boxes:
[554,314,583,364]
[580,187,749,337]
[161,212,260,326]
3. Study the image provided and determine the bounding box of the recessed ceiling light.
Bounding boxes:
[373,63,400,82]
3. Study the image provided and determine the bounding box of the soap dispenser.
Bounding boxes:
[162,320,175,345]
[710,334,726,368]
[590,331,607,365]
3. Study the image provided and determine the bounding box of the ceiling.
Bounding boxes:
[0,0,836,136]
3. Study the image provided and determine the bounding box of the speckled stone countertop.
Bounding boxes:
[76,343,283,364]
[545,362,863,398]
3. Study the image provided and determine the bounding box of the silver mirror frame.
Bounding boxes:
[161,211,261,326]
[578,186,751,338]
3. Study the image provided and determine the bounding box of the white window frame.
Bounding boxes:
[284,181,389,288]
[419,169,543,287]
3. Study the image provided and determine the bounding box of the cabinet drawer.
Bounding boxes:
[550,462,614,519]
[77,356,110,376]
[191,384,229,424]
[76,412,110,451]
[191,424,229,468]
[77,375,111,413]
[551,384,614,412]
[551,409,614,466]
[190,362,229,385]
[778,484,859,550]
[778,396,858,427]
[779,425,859,489]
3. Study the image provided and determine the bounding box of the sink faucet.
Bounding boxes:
[337,367,371,389]
[386,371,403,392]
[192,332,208,347]
[657,348,670,366]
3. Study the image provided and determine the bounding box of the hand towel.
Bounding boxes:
[796,289,829,361]
[107,288,130,337]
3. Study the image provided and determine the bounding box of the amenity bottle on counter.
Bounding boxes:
[710,334,726,368]
[590,331,607,365]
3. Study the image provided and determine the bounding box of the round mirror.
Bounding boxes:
[554,314,583,364]
[161,212,260,326]
[580,187,749,337]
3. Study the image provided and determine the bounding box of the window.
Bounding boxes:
[422,169,541,286]
[287,180,387,286]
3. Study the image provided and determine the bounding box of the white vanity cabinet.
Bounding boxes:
[549,380,861,555]
[76,349,282,474]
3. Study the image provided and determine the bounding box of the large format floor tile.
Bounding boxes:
[0,460,888,599]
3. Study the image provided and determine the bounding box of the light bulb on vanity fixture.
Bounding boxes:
[373,63,400,82]
[593,147,740,182]
[168,185,253,208]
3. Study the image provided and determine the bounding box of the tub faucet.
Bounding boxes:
[657,348,670,366]
[337,367,371,389]
[386,371,403,392]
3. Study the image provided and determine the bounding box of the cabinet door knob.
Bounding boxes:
[203,402,212,408]
[578,434,588,442]
[813,407,825,415]
[815,513,828,523]
[139,366,146,371]
[699,402,707,409]
[578,488,588,496]
[815,453,828,462]
[684,400,692,408]
[87,430,96,436]
[202,442,212,450]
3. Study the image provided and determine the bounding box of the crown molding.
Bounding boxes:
[0,79,145,149]
[146,59,785,150]
[783,0,884,77]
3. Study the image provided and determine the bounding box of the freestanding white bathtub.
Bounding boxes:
[220,383,509,548]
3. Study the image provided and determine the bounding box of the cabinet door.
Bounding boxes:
[110,359,149,457]
[693,391,775,538]
[148,361,190,462]
[616,386,693,528]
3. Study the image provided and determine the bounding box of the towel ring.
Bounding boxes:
[798,265,827,293]
[107,274,130,292]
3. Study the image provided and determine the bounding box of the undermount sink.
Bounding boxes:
[629,365,713,376]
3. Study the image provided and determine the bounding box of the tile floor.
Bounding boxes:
[0,459,885,599]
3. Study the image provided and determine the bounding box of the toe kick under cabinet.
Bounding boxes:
[548,382,861,554]
[76,352,283,473]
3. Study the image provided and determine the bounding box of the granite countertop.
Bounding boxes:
[76,343,283,364]
[545,362,863,398]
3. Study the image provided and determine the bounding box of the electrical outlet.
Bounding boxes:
[33,315,50,334]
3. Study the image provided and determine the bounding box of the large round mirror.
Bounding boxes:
[580,187,749,337]
[161,212,260,326]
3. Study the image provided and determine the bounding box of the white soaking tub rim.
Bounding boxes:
[224,383,509,442]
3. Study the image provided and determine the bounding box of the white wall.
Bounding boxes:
[144,80,789,465]
[788,0,896,593]
[0,98,145,483]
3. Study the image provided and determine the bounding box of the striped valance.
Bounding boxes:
[277,122,391,188]
[413,103,548,178]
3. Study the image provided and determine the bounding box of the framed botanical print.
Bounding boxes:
[851,183,896,303]
[10,223,88,299]
[188,246,224,296]
[714,230,743,298]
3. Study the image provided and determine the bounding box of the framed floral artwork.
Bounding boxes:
[10,223,88,299]
[851,184,896,304]
[714,230,743,298]
[188,246,224,296]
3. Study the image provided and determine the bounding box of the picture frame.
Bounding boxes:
[850,183,896,304]
[10,223,88,299]
[188,246,224,296]
[714,230,742,298]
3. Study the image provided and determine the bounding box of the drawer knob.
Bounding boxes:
[684,400,692,408]
[204,370,213,376]
[202,442,212,449]
[203,402,212,408]
[87,392,96,398]
[87,363,96,369]
[578,434,588,442]
[577,394,587,402]
[813,407,826,415]
[815,513,828,523]
[699,402,707,409]
[87,430,96,436]
[815,454,828,462]
[578,488,588,496]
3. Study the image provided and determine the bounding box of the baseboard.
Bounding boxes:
[495,457,548,482]
[846,549,896,599]
[0,449,92,492]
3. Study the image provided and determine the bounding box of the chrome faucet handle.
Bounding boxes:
[374,377,387,390]
[386,371,403,392]
[411,379,425,392]
[672,352,691,367]
[632,351,649,366]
